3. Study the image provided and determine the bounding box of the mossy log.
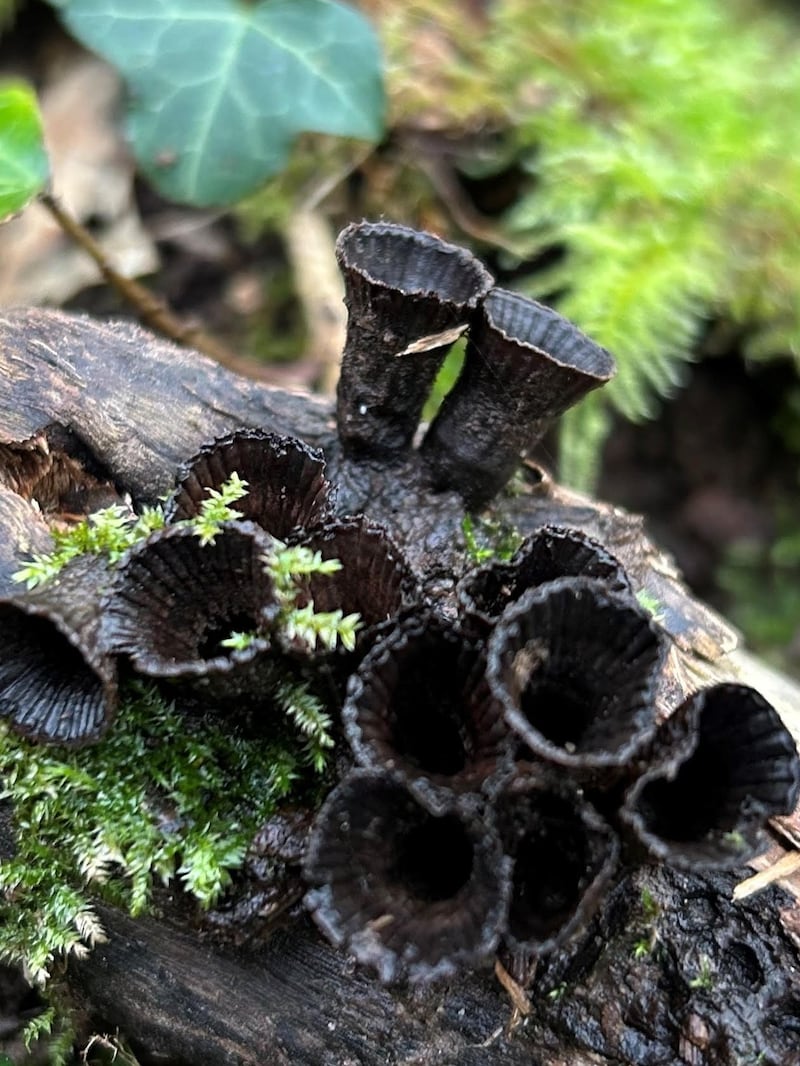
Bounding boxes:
[1,308,799,1066]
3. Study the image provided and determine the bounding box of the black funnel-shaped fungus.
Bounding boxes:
[335,221,494,457]
[488,577,665,781]
[0,555,117,745]
[458,525,631,630]
[303,769,511,983]
[621,683,800,870]
[498,784,620,958]
[298,516,417,642]
[421,289,616,507]
[343,613,510,813]
[165,429,333,540]
[100,521,278,687]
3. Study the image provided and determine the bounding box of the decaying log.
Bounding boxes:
[1,307,799,1066]
[70,866,800,1066]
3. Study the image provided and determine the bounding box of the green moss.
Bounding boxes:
[0,683,305,988]
[461,513,523,565]
[689,955,715,991]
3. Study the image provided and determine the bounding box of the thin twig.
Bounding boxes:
[40,192,244,372]
[282,206,346,396]
[733,851,800,901]
[494,957,532,1018]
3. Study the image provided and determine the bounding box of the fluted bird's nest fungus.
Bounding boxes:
[1,223,799,1049]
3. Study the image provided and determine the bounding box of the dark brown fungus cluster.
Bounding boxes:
[335,221,616,507]
[0,556,117,745]
[165,429,333,540]
[0,419,416,744]
[306,553,798,983]
[292,226,798,985]
[2,221,798,997]
[335,221,494,457]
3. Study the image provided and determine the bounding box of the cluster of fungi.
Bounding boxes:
[0,221,798,988]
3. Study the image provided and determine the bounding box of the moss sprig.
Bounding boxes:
[189,471,248,545]
[461,514,523,565]
[12,505,166,590]
[274,677,335,774]
[11,473,249,590]
[261,539,362,653]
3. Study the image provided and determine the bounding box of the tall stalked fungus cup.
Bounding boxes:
[343,612,510,813]
[165,429,333,541]
[497,783,620,962]
[621,683,800,870]
[100,521,278,699]
[303,769,511,983]
[457,525,632,631]
[421,289,616,507]
[335,221,494,457]
[0,555,117,745]
[487,577,666,782]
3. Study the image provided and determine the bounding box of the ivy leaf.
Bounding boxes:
[48,0,385,206]
[0,81,50,221]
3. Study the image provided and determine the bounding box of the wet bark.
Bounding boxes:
[1,308,799,1066]
[69,867,800,1066]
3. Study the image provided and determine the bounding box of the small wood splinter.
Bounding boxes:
[733,851,800,901]
[494,957,532,1033]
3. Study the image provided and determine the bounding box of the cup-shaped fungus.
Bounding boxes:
[458,525,632,630]
[165,429,333,541]
[343,613,511,813]
[100,522,278,694]
[421,289,616,507]
[497,784,620,959]
[335,221,494,457]
[0,555,118,745]
[487,577,665,782]
[303,769,511,983]
[621,683,800,870]
[297,517,417,646]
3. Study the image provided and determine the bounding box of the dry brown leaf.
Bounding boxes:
[0,46,157,305]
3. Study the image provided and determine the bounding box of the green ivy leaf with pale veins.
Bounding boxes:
[48,0,385,206]
[0,81,49,221]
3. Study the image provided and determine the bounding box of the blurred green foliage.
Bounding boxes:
[375,0,800,489]
[0,0,18,28]
[718,526,800,678]
[47,0,385,206]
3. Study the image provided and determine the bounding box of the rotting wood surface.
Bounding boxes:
[1,308,799,1066]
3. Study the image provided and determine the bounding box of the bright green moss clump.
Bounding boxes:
[0,683,303,988]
